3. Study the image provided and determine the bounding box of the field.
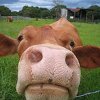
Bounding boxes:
[0,19,100,100]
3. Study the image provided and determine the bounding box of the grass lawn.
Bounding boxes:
[0,19,100,100]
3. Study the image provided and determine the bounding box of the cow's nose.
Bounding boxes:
[28,50,42,63]
[27,49,74,67]
[17,44,80,97]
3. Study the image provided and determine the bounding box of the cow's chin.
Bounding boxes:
[25,84,69,100]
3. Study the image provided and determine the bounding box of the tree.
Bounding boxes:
[0,6,11,16]
[50,5,66,19]
[52,0,64,6]
[40,9,50,18]
[11,11,19,16]
[20,6,51,19]
[87,5,100,21]
[52,0,66,19]
[32,7,41,18]
[20,6,32,17]
[20,6,41,18]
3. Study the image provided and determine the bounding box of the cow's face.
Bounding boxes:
[0,18,100,100]
[16,25,81,100]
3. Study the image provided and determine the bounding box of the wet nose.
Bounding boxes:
[27,46,75,66]
[25,45,76,83]
[17,44,80,95]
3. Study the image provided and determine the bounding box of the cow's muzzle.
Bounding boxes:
[16,44,80,100]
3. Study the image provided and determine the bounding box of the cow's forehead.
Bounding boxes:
[20,25,38,35]
[19,25,57,42]
[19,24,75,38]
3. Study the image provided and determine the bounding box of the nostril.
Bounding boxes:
[28,50,42,63]
[65,54,74,67]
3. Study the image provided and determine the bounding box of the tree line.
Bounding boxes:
[0,5,66,19]
[86,5,100,21]
[0,5,100,20]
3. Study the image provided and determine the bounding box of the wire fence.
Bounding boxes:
[76,90,100,99]
[0,16,32,21]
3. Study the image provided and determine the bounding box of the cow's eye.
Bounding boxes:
[17,35,23,42]
[70,40,75,48]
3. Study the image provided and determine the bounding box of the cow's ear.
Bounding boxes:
[0,33,18,56]
[73,46,100,68]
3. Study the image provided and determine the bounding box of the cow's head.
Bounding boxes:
[0,18,100,100]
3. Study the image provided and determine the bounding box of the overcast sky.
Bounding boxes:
[0,0,100,11]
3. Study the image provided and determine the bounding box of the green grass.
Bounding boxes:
[0,19,100,100]
[74,22,100,100]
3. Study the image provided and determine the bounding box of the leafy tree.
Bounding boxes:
[20,6,51,18]
[20,6,32,17]
[32,7,41,18]
[20,6,41,18]
[50,5,66,19]
[41,9,50,18]
[11,11,19,16]
[52,0,64,6]
[0,6,11,16]
[89,5,100,10]
[87,5,100,21]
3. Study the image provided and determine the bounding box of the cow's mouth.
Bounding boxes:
[25,84,69,98]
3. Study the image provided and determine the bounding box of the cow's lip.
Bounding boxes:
[24,83,70,96]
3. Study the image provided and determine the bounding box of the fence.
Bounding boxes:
[0,16,32,21]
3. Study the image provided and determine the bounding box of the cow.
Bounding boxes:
[7,16,13,22]
[0,18,100,100]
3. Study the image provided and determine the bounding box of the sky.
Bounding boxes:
[0,0,100,11]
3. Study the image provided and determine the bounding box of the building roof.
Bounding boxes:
[68,8,81,12]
